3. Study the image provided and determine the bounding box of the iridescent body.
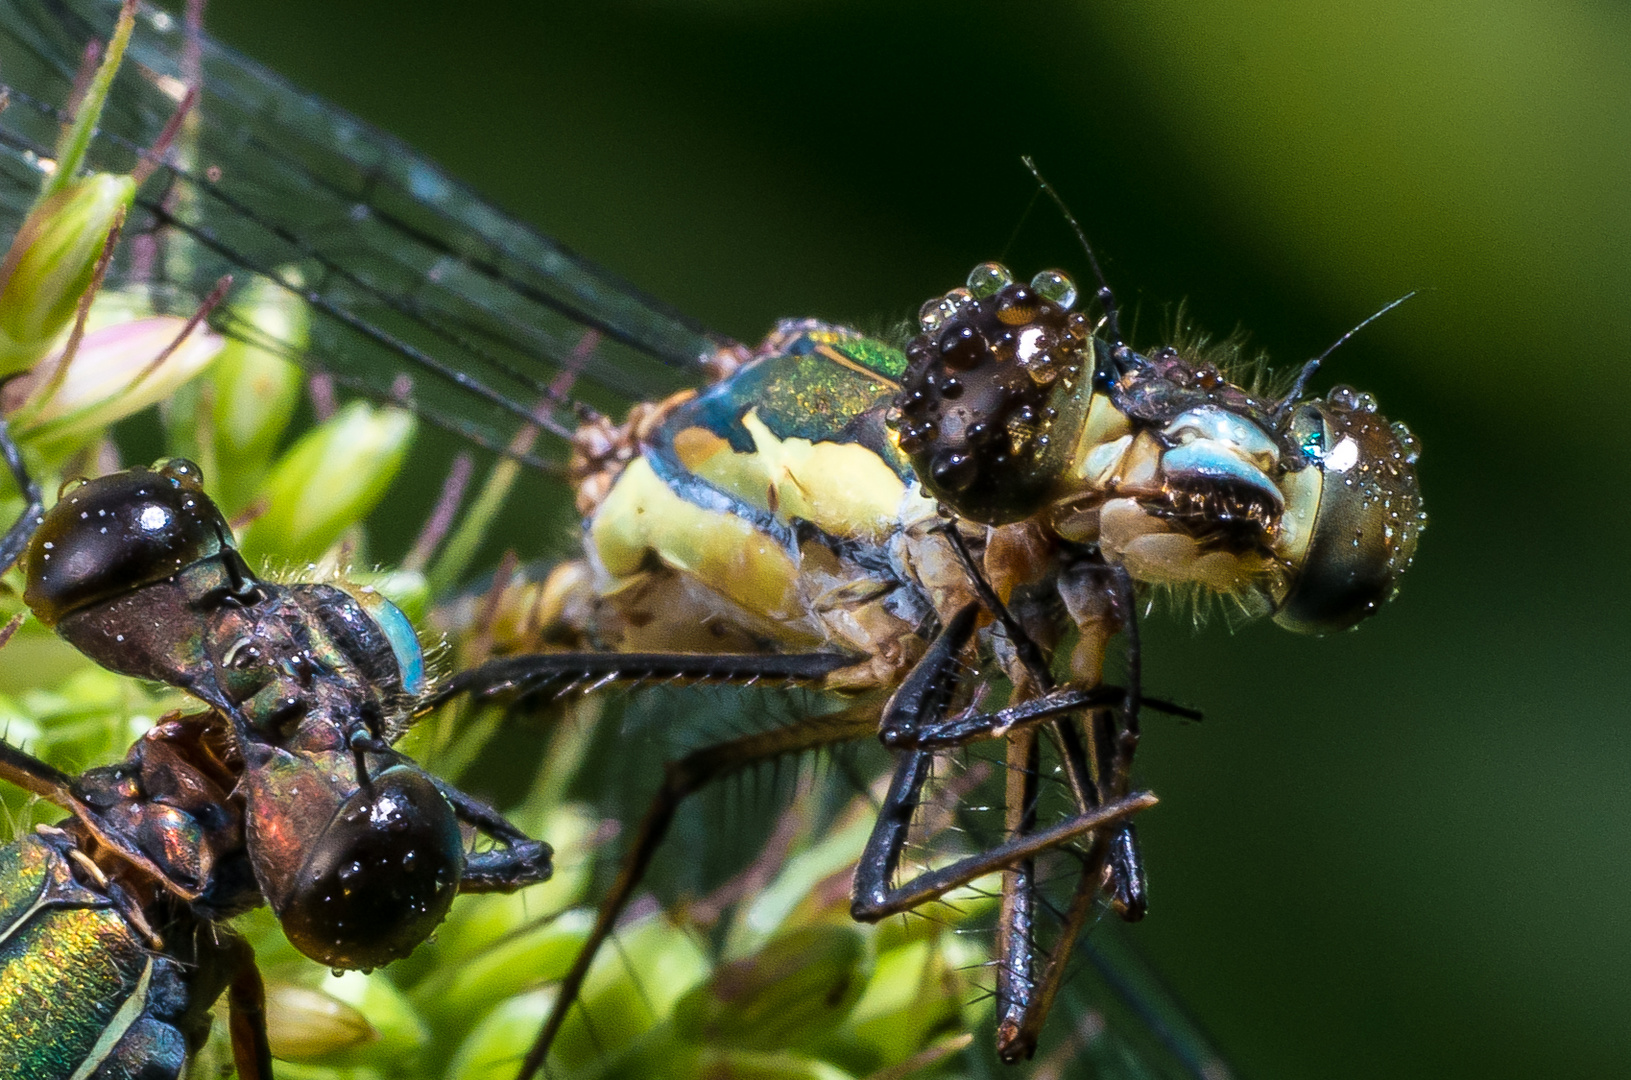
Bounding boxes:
[0,834,221,1080]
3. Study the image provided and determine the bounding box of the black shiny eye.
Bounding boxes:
[261,764,465,971]
[891,267,1091,523]
[22,460,233,627]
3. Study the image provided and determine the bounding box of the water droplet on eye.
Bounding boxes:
[1390,421,1421,463]
[918,298,946,332]
[918,294,960,332]
[1030,268,1078,309]
[996,285,1039,326]
[939,324,988,370]
[967,261,1013,298]
[931,451,977,492]
[1327,385,1360,410]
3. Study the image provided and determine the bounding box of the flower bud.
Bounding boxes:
[236,400,416,567]
[0,174,136,373]
[263,983,378,1063]
[10,314,223,449]
[204,274,307,505]
[432,907,592,1021]
[445,919,709,1078]
[445,988,566,1080]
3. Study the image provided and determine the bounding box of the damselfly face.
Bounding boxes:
[893,263,1425,634]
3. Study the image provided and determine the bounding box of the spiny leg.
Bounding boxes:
[995,723,1042,1049]
[881,685,1199,753]
[849,749,1152,920]
[854,596,1156,1057]
[850,605,1154,919]
[420,650,858,714]
[0,735,76,804]
[515,704,880,1080]
[1099,561,1147,918]
[999,835,1114,1062]
[935,527,1148,913]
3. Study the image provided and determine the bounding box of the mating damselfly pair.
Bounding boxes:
[0,1,1422,1078]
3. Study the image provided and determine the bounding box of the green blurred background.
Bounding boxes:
[193,1,1631,1077]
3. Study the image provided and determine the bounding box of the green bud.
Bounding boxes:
[203,274,308,509]
[263,983,378,1063]
[673,926,869,1052]
[236,401,416,567]
[10,313,224,449]
[0,174,136,372]
[447,988,619,1080]
[553,915,710,1072]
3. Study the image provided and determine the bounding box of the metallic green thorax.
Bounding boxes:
[0,834,201,1080]
[659,321,914,480]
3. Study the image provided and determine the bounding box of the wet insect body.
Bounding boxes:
[0,1,1426,1076]
[0,459,553,1078]
[462,260,1424,1067]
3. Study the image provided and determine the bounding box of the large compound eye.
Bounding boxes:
[1271,389,1424,633]
[22,459,233,626]
[888,265,1091,524]
[263,764,464,971]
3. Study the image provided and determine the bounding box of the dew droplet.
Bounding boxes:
[1030,268,1078,309]
[918,297,948,332]
[967,261,1013,298]
[1390,421,1421,463]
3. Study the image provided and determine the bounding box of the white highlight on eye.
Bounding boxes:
[1324,436,1360,473]
[371,792,404,824]
[138,504,170,531]
[1016,326,1047,362]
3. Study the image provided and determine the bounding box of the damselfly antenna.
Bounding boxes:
[1273,291,1417,423]
[1022,156,1125,352]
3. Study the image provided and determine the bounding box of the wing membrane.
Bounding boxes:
[0,0,732,465]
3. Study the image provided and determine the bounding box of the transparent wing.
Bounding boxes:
[0,0,734,467]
